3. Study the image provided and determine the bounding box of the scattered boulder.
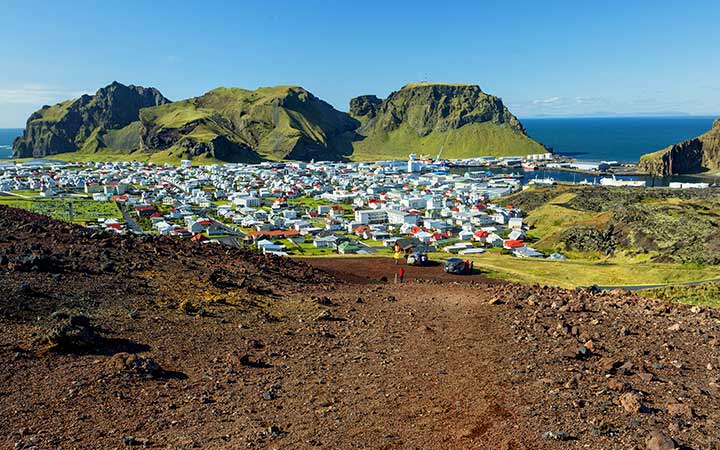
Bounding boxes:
[37,313,101,352]
[109,352,161,378]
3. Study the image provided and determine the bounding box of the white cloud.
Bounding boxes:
[0,85,91,105]
[532,96,561,104]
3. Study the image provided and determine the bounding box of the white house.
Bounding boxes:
[355,209,388,225]
[486,233,504,247]
[508,217,523,229]
[386,209,420,226]
[313,235,339,248]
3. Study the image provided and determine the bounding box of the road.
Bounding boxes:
[594,277,720,291]
[118,202,143,233]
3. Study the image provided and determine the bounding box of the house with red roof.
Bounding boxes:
[503,239,525,250]
[473,230,490,243]
[134,205,156,217]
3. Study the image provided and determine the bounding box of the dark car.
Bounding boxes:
[406,251,428,266]
[444,258,467,274]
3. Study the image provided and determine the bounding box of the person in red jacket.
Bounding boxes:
[398,267,405,283]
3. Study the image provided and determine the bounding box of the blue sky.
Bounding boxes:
[1,0,719,127]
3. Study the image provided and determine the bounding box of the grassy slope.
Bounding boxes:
[350,122,546,161]
[640,283,720,307]
[46,148,226,165]
[30,100,75,123]
[0,196,122,224]
[429,252,718,289]
[520,192,613,255]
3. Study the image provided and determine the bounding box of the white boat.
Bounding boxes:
[528,177,556,186]
[599,176,646,187]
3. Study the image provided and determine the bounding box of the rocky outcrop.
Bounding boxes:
[351,83,527,135]
[13,82,170,158]
[348,83,547,159]
[639,118,720,175]
[349,95,382,119]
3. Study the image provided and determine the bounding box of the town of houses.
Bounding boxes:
[0,158,569,261]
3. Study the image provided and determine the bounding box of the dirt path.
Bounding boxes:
[299,256,502,285]
[3,206,720,449]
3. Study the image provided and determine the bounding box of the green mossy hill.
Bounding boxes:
[639,118,720,175]
[12,82,169,158]
[499,185,720,265]
[138,86,359,163]
[13,81,547,163]
[348,83,547,160]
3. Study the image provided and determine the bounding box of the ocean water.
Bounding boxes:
[0,128,22,159]
[522,116,716,162]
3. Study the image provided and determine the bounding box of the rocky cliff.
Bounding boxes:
[12,82,169,158]
[638,118,720,175]
[348,83,547,160]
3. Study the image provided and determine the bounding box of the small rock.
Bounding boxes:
[620,392,644,414]
[666,402,693,419]
[109,353,161,377]
[598,357,622,373]
[540,430,571,441]
[667,323,681,332]
[618,361,634,375]
[645,430,676,450]
[608,378,631,392]
[638,372,654,382]
[267,425,282,439]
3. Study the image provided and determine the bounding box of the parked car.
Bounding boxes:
[406,251,428,266]
[444,258,467,274]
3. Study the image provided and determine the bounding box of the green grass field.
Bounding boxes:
[0,196,122,224]
[639,283,720,307]
[41,148,227,166]
[429,252,719,289]
[350,122,546,161]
